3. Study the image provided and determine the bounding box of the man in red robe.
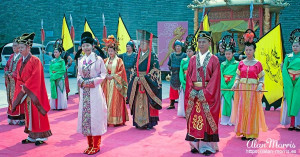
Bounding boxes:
[5,37,25,125]
[12,33,52,146]
[184,31,220,156]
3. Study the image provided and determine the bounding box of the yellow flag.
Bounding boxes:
[84,18,95,39]
[61,15,73,51]
[117,16,131,54]
[193,14,211,52]
[203,14,210,31]
[192,28,201,52]
[255,24,283,104]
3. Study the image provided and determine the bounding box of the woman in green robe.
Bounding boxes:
[280,29,300,131]
[178,35,195,117]
[220,35,239,126]
[49,40,67,110]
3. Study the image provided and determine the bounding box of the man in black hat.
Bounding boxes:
[128,30,162,130]
[185,31,220,155]
[12,33,52,146]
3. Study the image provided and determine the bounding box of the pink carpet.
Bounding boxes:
[0,95,299,157]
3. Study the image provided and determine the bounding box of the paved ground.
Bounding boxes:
[0,69,171,109]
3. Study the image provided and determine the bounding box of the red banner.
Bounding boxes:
[70,26,75,41]
[41,29,45,42]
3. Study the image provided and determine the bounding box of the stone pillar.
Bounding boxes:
[194,8,199,33]
[264,7,270,34]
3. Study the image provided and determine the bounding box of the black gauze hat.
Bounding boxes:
[81,32,94,45]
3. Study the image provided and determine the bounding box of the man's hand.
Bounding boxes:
[231,83,238,90]
[256,83,263,91]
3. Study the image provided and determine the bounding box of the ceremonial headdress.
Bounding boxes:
[53,38,64,52]
[221,35,236,53]
[289,28,300,44]
[184,34,196,52]
[103,35,119,52]
[240,29,258,49]
[17,33,35,47]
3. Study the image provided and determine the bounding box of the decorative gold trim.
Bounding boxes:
[140,77,162,106]
[192,114,204,131]
[129,77,139,110]
[240,78,259,84]
[193,82,208,88]
[202,102,217,133]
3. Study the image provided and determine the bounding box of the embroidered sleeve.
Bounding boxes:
[77,77,84,87]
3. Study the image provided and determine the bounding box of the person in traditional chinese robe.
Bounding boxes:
[167,40,187,109]
[231,29,268,140]
[49,39,67,110]
[102,35,129,126]
[119,40,137,103]
[77,32,107,155]
[178,34,195,117]
[220,35,239,126]
[280,29,300,131]
[128,30,162,130]
[12,33,52,146]
[5,37,25,125]
[185,31,220,156]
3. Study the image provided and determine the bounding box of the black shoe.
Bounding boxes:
[295,126,300,132]
[241,136,247,141]
[265,106,270,111]
[203,150,212,156]
[288,126,295,131]
[247,138,255,141]
[22,139,34,144]
[147,126,153,130]
[19,121,25,126]
[191,148,199,154]
[35,141,44,146]
[167,105,175,109]
[75,92,79,95]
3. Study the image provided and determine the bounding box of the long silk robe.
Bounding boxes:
[77,52,107,136]
[281,52,300,126]
[185,52,221,142]
[12,53,52,139]
[128,51,162,128]
[5,53,24,122]
[49,57,67,110]
[102,57,129,125]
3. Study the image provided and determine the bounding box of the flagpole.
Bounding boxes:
[41,19,45,65]
[221,89,268,92]
[70,14,75,53]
